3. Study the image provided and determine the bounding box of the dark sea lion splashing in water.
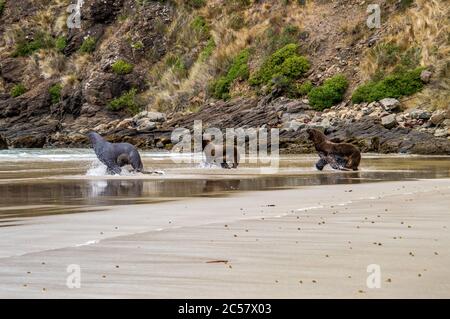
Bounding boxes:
[88,132,162,175]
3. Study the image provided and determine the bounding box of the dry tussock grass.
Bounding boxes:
[360,0,449,109]
[148,0,310,111]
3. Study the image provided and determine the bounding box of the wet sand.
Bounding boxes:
[1,178,449,298]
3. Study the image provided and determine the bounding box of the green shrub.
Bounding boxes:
[0,0,5,16]
[131,40,144,50]
[187,0,206,9]
[191,16,210,40]
[12,32,55,57]
[111,59,134,75]
[10,83,27,97]
[351,67,424,103]
[263,25,302,54]
[211,49,250,100]
[373,43,401,70]
[297,80,313,96]
[249,43,309,86]
[108,88,142,114]
[199,38,215,61]
[55,36,67,52]
[397,0,414,10]
[165,55,187,78]
[191,16,208,32]
[370,43,421,81]
[49,84,62,104]
[79,36,96,53]
[308,74,349,110]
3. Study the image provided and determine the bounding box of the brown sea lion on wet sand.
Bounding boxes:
[202,136,240,169]
[306,128,361,171]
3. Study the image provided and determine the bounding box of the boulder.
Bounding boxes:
[381,114,398,129]
[430,110,446,126]
[420,70,432,83]
[319,118,332,129]
[379,98,401,112]
[133,111,166,123]
[409,109,432,120]
[116,118,134,130]
[145,111,166,122]
[136,118,157,132]
[282,120,304,132]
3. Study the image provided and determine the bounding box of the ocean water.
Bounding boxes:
[0,148,449,221]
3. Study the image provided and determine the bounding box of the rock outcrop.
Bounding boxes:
[0,0,449,155]
[0,135,8,149]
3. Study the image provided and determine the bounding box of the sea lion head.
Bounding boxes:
[306,128,326,144]
[87,131,104,147]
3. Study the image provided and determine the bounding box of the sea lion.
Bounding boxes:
[202,135,240,169]
[306,128,361,171]
[88,132,160,175]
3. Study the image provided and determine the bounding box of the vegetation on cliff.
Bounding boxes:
[10,83,26,97]
[108,88,142,114]
[0,0,447,139]
[352,68,424,103]
[211,49,250,100]
[309,75,349,110]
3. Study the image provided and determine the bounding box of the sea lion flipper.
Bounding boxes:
[315,158,327,171]
[104,159,122,175]
[129,149,144,172]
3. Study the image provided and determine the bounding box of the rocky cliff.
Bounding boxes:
[0,0,449,153]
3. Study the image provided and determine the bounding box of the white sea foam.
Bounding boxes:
[297,206,324,211]
[85,160,141,177]
[75,240,99,247]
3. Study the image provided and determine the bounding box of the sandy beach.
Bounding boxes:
[1,178,449,298]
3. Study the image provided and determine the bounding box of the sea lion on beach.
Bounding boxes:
[202,135,240,169]
[306,128,361,171]
[88,132,160,175]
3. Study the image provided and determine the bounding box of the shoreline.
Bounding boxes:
[0,178,449,298]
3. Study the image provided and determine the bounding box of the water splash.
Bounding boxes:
[197,161,218,169]
[86,160,108,176]
[85,160,142,177]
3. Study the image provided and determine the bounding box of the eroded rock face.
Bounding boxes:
[0,135,8,149]
[0,2,448,155]
[10,134,47,148]
[83,0,124,24]
[0,58,27,83]
[82,71,145,107]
